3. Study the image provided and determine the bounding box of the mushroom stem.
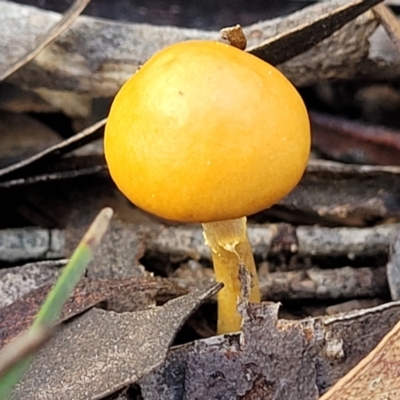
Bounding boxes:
[202,217,260,334]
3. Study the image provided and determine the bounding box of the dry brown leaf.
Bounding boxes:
[0,260,65,308]
[320,318,400,399]
[0,276,187,350]
[248,0,383,64]
[10,283,221,400]
[141,301,400,399]
[0,325,53,379]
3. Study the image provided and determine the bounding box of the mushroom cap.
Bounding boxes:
[104,40,310,223]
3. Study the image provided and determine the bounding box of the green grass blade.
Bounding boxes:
[0,207,113,399]
[33,244,92,327]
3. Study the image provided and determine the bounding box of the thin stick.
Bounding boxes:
[373,3,400,53]
[0,0,91,81]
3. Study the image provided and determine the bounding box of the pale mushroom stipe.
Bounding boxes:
[104,40,310,334]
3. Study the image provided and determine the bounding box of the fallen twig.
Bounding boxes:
[373,3,400,52]
[147,223,400,260]
[0,118,106,180]
[311,111,400,166]
[0,0,91,81]
[260,266,388,301]
[0,0,388,102]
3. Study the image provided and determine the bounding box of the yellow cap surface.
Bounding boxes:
[105,40,310,223]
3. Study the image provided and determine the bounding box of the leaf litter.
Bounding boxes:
[0,276,188,350]
[1,0,400,399]
[10,283,221,400]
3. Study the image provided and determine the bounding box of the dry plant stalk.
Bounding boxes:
[373,3,400,52]
[0,0,91,81]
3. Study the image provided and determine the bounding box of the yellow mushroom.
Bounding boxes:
[104,40,310,334]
